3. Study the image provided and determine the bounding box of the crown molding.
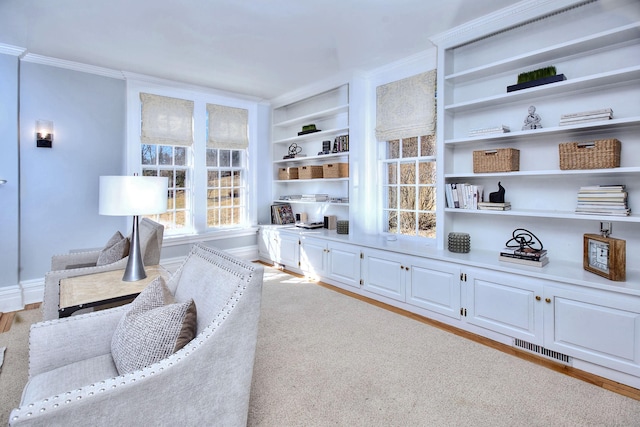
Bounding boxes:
[429,0,592,48]
[21,53,125,79]
[0,43,26,57]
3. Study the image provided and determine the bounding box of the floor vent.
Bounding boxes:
[514,339,572,364]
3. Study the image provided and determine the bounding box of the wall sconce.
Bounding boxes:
[36,120,53,148]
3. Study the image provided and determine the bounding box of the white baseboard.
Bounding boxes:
[0,245,259,312]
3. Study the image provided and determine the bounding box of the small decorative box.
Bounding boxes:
[448,232,470,253]
[336,220,349,234]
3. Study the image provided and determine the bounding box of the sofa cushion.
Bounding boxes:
[111,277,197,375]
[96,231,130,266]
[21,354,118,404]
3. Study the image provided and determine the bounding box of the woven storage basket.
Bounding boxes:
[278,167,298,180]
[299,165,323,179]
[473,148,520,173]
[322,163,349,178]
[558,139,620,170]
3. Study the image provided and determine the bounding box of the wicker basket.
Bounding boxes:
[559,139,620,170]
[322,163,349,178]
[298,165,323,179]
[278,167,298,180]
[473,148,520,173]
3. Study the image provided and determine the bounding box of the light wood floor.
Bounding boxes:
[0,303,40,333]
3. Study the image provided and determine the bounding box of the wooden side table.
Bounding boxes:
[58,265,169,318]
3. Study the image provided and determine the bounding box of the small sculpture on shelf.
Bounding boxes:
[522,105,542,130]
[489,182,506,203]
[283,143,302,159]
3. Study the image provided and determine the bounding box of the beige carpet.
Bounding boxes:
[1,268,639,426]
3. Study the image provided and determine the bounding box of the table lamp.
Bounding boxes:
[99,175,168,281]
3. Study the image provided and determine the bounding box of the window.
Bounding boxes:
[382,135,436,238]
[375,70,437,239]
[206,148,246,227]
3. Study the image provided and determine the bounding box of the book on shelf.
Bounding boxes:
[271,203,295,225]
[559,108,613,126]
[301,194,329,202]
[468,125,510,136]
[445,183,483,210]
[477,202,511,211]
[500,247,547,259]
[498,254,549,267]
[560,108,612,119]
[575,184,630,216]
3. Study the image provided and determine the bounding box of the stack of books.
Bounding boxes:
[478,202,511,211]
[559,108,612,126]
[445,183,484,210]
[499,247,548,267]
[468,125,510,137]
[271,203,295,224]
[575,185,629,216]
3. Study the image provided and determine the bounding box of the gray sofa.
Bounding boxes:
[9,243,264,426]
[41,218,164,321]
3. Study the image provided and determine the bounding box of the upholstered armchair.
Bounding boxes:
[41,218,164,321]
[10,243,264,426]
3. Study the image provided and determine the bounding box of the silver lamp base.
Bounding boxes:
[122,215,147,282]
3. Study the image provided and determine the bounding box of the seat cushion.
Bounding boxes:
[96,231,130,266]
[21,353,118,404]
[111,277,197,375]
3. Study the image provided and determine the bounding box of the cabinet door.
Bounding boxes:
[361,249,405,302]
[407,259,461,320]
[466,269,544,345]
[258,228,275,261]
[276,233,299,269]
[299,237,326,278]
[326,241,361,289]
[544,286,640,379]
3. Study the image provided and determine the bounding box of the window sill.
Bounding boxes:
[162,227,259,247]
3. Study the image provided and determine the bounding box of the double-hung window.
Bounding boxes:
[376,70,437,239]
[131,86,254,237]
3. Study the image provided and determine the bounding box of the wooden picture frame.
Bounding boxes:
[583,233,626,281]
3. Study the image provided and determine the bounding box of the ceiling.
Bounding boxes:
[0,0,518,100]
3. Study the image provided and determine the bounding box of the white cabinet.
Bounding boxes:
[434,2,640,261]
[464,268,544,345]
[272,84,350,223]
[406,258,461,320]
[544,285,640,380]
[361,248,407,302]
[300,236,361,288]
[260,228,299,269]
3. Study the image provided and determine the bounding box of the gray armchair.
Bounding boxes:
[10,243,264,426]
[42,218,164,320]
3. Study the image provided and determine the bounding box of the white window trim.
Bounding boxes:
[125,77,259,237]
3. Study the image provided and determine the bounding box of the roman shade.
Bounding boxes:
[140,93,194,146]
[375,70,436,141]
[206,103,249,149]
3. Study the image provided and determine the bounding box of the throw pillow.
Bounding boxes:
[96,231,130,266]
[111,276,197,375]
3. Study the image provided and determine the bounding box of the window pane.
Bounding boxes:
[418,161,436,184]
[175,147,186,166]
[418,186,436,211]
[386,163,397,185]
[400,211,416,236]
[208,170,219,186]
[206,149,218,167]
[220,150,231,167]
[166,190,175,210]
[387,186,397,209]
[386,210,398,233]
[418,213,436,238]
[175,210,187,228]
[420,135,436,157]
[175,170,186,188]
[400,186,415,210]
[159,145,173,165]
[232,150,241,167]
[175,189,186,209]
[207,189,220,208]
[142,144,156,165]
[142,169,157,177]
[400,163,415,185]
[402,137,418,158]
[387,140,399,159]
[207,209,219,227]
[160,169,174,187]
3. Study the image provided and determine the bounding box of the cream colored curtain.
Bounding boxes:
[206,104,249,150]
[140,93,194,146]
[375,70,436,141]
